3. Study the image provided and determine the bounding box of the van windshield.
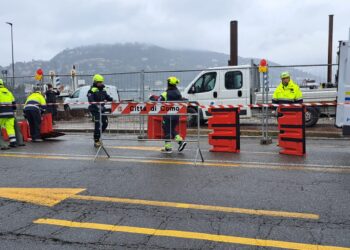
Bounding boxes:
[72,90,80,98]
[191,72,217,93]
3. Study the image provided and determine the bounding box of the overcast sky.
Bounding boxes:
[0,0,349,67]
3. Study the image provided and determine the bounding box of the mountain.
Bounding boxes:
[0,43,323,96]
[2,43,252,76]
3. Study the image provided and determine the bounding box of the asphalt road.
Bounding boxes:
[0,134,349,249]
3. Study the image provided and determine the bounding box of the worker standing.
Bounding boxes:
[45,83,60,123]
[272,72,303,104]
[158,76,187,153]
[24,86,46,142]
[0,79,17,148]
[87,74,113,148]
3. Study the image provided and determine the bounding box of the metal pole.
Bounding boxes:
[265,73,269,136]
[327,15,334,84]
[139,70,145,139]
[195,107,204,163]
[229,20,238,66]
[6,22,15,89]
[261,72,265,138]
[260,71,272,145]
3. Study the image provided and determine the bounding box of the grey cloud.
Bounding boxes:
[0,0,349,67]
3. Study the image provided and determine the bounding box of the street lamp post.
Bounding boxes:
[6,22,15,89]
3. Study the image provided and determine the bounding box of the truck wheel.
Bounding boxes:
[187,107,205,127]
[187,107,198,127]
[305,107,319,127]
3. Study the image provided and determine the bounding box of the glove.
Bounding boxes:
[149,95,159,101]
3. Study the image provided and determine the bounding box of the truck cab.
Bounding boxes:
[182,65,258,123]
[182,64,336,127]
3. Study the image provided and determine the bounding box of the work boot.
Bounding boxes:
[175,135,187,152]
[161,147,173,154]
[9,142,17,148]
[94,140,102,148]
[161,142,172,154]
[178,141,187,152]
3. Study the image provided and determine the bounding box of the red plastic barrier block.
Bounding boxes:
[147,115,186,140]
[278,127,304,139]
[1,122,29,142]
[278,135,305,156]
[18,121,29,142]
[1,128,9,141]
[277,106,306,156]
[208,113,238,132]
[208,107,240,153]
[147,116,162,139]
[209,131,240,153]
[277,107,305,126]
[208,107,239,115]
[40,113,53,134]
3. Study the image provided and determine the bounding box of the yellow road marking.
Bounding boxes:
[72,194,319,219]
[34,218,350,250]
[108,146,162,151]
[1,152,350,173]
[0,188,85,207]
[0,153,239,167]
[0,188,318,219]
[108,146,277,155]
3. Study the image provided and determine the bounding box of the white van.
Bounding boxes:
[63,85,120,112]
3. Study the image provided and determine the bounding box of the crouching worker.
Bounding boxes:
[24,86,46,142]
[158,76,187,153]
[87,74,113,148]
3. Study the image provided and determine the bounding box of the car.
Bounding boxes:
[63,85,120,113]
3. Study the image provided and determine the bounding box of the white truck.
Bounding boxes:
[335,29,350,135]
[63,85,120,112]
[182,64,337,127]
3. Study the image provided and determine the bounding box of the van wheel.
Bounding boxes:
[305,107,319,127]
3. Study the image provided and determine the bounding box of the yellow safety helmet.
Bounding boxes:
[0,79,3,86]
[280,72,290,79]
[93,74,104,83]
[167,76,180,85]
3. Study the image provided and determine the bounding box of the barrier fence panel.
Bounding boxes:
[0,63,341,145]
[94,102,204,163]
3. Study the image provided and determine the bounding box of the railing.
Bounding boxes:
[1,63,339,105]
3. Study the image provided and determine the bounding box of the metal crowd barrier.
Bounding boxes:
[94,101,204,163]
